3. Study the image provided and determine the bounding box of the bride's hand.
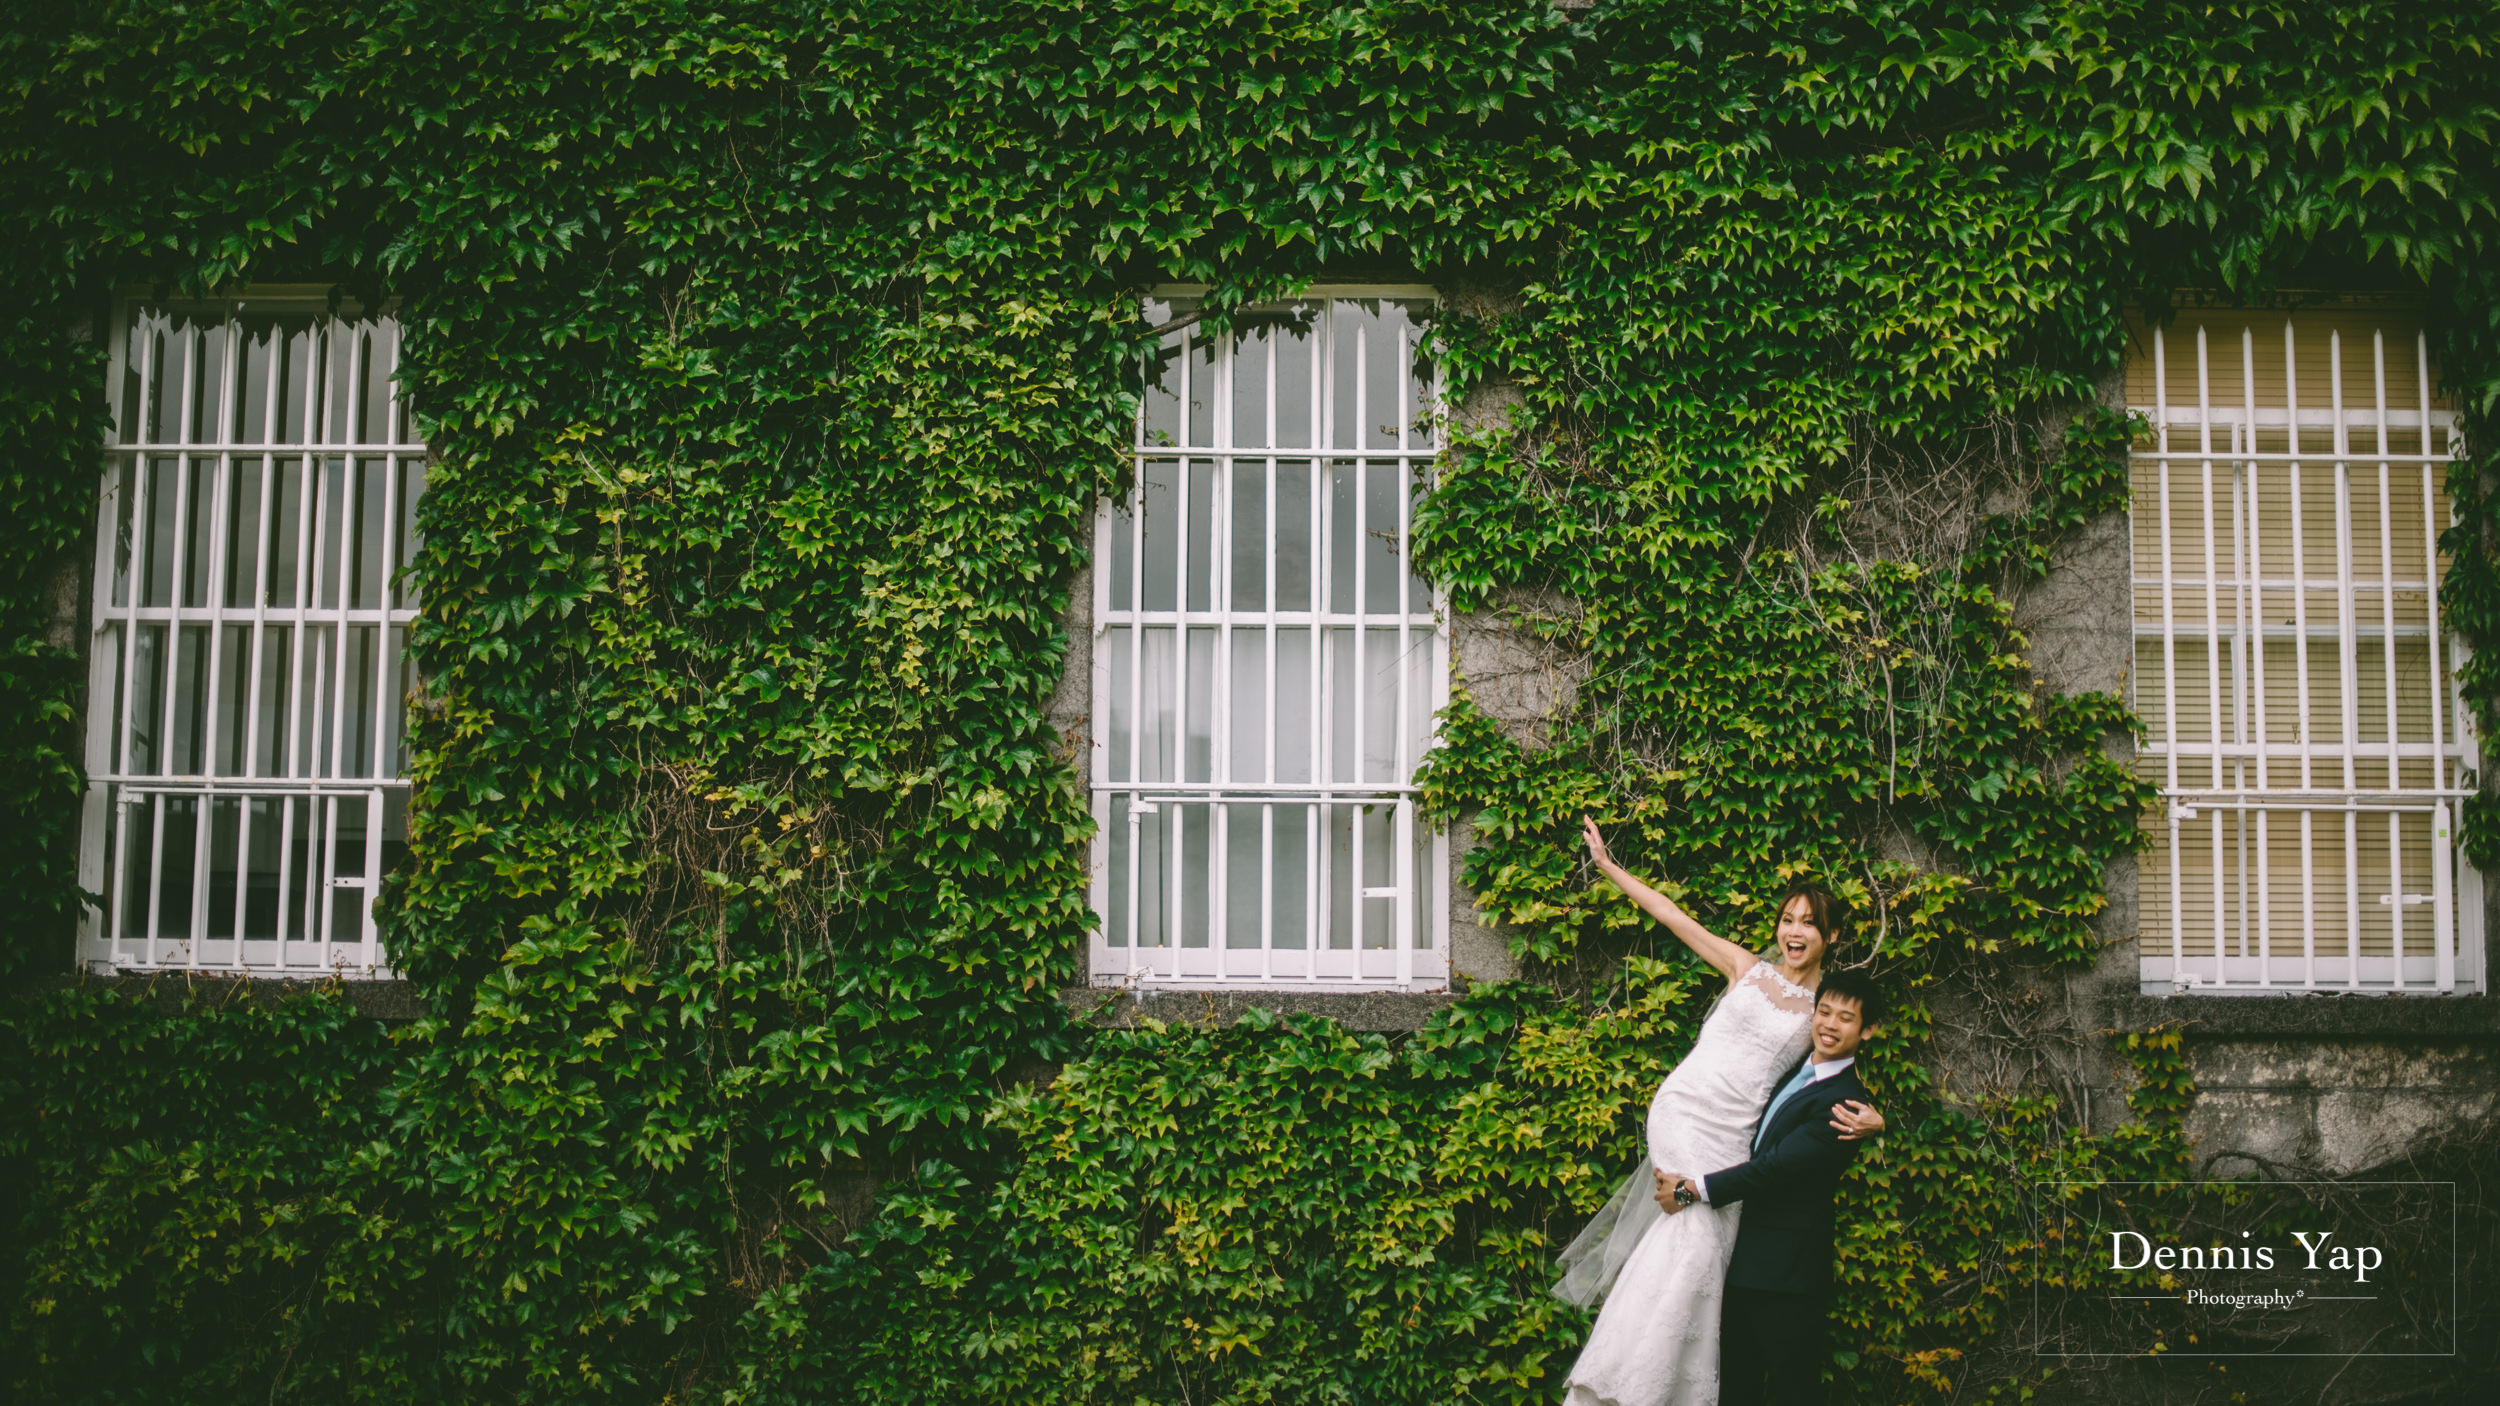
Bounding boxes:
[1831,1100,1885,1140]
[1581,815,1615,871]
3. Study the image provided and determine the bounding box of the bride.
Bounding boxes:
[1555,819,1883,1406]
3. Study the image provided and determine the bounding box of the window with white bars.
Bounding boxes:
[75,295,425,976]
[2129,305,2483,994]
[1090,289,1449,989]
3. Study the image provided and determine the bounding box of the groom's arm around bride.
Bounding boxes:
[1660,969,1886,1406]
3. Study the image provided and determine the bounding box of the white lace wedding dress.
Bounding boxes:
[1559,960,1817,1406]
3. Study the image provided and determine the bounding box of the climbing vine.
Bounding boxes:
[3,2,2497,1403]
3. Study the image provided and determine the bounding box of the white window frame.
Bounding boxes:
[1089,286,1451,990]
[2131,308,2483,994]
[74,289,424,977]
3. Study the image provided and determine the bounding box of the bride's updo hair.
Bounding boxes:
[1773,881,1849,948]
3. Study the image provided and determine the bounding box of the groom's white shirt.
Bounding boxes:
[1692,1055,1854,1203]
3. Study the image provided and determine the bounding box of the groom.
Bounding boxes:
[1655,968,1885,1406]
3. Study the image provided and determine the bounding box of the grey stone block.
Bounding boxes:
[1061,985,1459,1032]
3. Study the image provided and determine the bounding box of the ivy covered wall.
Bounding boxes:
[3,2,2498,1402]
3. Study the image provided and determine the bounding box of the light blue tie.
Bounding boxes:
[1756,1063,1820,1152]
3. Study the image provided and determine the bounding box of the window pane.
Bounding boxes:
[1184,627,1214,783]
[299,624,336,777]
[1327,459,1357,614]
[1275,460,1314,611]
[236,319,275,443]
[1275,319,1315,449]
[1363,460,1401,614]
[1186,458,1214,612]
[267,457,305,608]
[142,458,178,607]
[1276,627,1313,785]
[1108,497,1136,613]
[223,459,264,608]
[1136,800,1167,948]
[148,322,187,444]
[1271,803,1309,950]
[205,796,241,941]
[385,625,408,776]
[1362,626,1402,784]
[1141,318,1184,449]
[171,624,210,776]
[116,309,143,443]
[1106,793,1132,948]
[1228,628,1266,784]
[1405,460,1432,613]
[239,797,285,939]
[325,796,365,944]
[359,323,394,444]
[278,321,316,444]
[323,328,357,444]
[253,625,293,777]
[1186,332,1216,447]
[1325,803,1353,949]
[1225,803,1263,949]
[315,456,347,609]
[1232,328,1271,449]
[1180,802,1211,948]
[394,458,427,609]
[212,625,252,775]
[1230,459,1266,610]
[1139,459,1179,612]
[180,456,213,608]
[352,457,387,609]
[1361,805,1395,949]
[128,623,166,774]
[1136,626,1174,782]
[192,324,228,445]
[109,458,137,607]
[156,796,200,942]
[342,624,380,779]
[1326,627,1355,783]
[1105,625,1132,783]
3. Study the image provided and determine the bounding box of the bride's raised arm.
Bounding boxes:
[1581,817,1758,983]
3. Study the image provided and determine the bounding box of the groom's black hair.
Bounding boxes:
[1812,968,1886,1030]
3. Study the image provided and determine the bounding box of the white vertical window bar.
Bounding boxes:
[237,349,279,968]
[1396,317,1415,989]
[77,298,422,977]
[2421,331,2458,991]
[2284,319,2319,986]
[148,321,200,967]
[2194,328,2227,983]
[106,315,156,971]
[2374,334,2404,980]
[2331,332,2363,987]
[189,316,240,972]
[1168,323,1190,985]
[2154,326,2186,983]
[1350,318,1368,965]
[1262,330,1279,983]
[1212,329,1231,982]
[2241,328,2273,981]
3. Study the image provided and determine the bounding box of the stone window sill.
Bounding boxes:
[1061,986,1459,1032]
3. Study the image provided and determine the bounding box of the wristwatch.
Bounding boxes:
[1673,1178,1699,1207]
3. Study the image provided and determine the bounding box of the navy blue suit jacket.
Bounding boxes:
[1699,1059,1870,1298]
